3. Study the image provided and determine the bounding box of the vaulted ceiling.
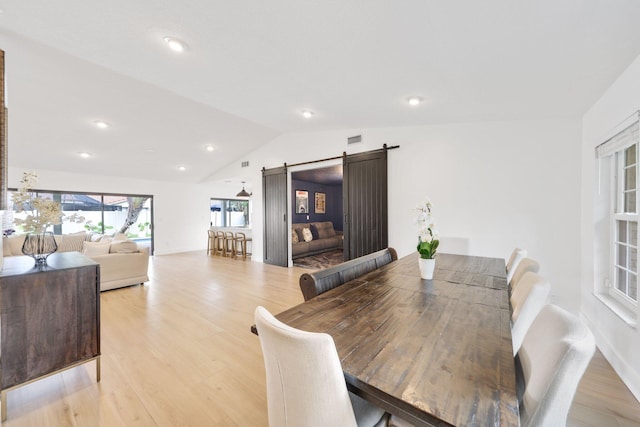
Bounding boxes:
[2,0,640,183]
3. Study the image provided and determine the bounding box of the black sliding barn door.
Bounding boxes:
[343,148,388,260]
[262,166,288,267]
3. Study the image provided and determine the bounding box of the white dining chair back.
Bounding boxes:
[254,306,387,427]
[518,304,595,427]
[506,248,527,283]
[509,257,540,291]
[510,272,550,355]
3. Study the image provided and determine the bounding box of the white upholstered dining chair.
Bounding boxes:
[510,271,550,355]
[506,247,527,284]
[254,306,388,427]
[509,257,540,291]
[517,304,595,427]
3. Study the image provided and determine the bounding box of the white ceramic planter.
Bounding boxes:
[418,257,436,280]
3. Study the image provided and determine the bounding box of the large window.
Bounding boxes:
[8,189,153,249]
[210,198,250,227]
[612,144,639,306]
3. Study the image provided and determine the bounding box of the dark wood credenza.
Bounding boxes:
[0,252,101,421]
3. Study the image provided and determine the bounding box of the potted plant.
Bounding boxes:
[416,197,439,279]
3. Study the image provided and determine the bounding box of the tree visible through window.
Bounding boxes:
[8,190,153,244]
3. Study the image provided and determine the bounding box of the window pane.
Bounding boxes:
[625,190,637,213]
[59,193,103,234]
[210,199,250,227]
[626,144,637,167]
[626,165,637,191]
[618,244,628,268]
[629,274,638,301]
[632,222,638,246]
[617,267,627,292]
[631,247,638,271]
[618,221,628,243]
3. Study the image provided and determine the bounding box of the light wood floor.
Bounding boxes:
[3,251,640,426]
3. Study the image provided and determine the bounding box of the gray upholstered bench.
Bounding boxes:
[298,247,398,301]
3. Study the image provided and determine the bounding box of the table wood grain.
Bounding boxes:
[274,252,519,427]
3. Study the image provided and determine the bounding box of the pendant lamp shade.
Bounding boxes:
[236,182,251,197]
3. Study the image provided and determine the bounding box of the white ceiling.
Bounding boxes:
[2,0,640,183]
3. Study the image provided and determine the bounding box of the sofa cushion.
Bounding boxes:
[82,241,111,256]
[58,234,87,253]
[317,225,336,239]
[292,230,299,243]
[302,228,313,242]
[292,241,310,257]
[110,239,139,254]
[89,232,104,242]
[310,224,320,240]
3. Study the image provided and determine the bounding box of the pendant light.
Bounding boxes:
[236,181,251,197]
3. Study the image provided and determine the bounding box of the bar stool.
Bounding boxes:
[207,230,216,255]
[234,232,252,260]
[212,231,225,256]
[223,231,236,258]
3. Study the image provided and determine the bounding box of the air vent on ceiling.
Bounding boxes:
[347,135,362,144]
[241,161,250,167]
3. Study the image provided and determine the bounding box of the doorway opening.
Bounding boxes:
[290,164,344,268]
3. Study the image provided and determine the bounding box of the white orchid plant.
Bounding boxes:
[416,197,439,259]
[12,172,84,234]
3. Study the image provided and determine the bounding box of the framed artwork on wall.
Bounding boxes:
[295,190,309,214]
[315,192,326,214]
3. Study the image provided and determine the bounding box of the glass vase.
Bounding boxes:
[21,232,58,266]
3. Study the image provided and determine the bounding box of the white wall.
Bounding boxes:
[582,53,640,399]
[207,119,582,310]
[8,167,213,256]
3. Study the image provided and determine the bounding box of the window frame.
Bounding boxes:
[210,198,251,228]
[8,187,154,254]
[610,144,639,309]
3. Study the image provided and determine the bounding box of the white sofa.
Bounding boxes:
[2,233,150,291]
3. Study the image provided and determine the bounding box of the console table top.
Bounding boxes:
[0,251,98,278]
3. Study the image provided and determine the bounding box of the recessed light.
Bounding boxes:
[164,37,187,53]
[206,145,215,152]
[178,166,186,171]
[79,152,91,158]
[301,110,314,119]
[407,96,423,106]
[93,120,110,129]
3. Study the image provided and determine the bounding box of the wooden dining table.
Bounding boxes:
[263,252,519,427]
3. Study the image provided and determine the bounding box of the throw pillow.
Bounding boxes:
[110,240,138,254]
[58,234,87,253]
[112,232,128,240]
[294,227,305,242]
[302,228,313,242]
[292,230,299,243]
[82,241,111,257]
[310,224,320,240]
